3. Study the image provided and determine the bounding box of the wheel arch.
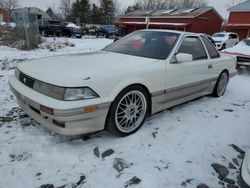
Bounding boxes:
[110,83,152,115]
[220,69,229,79]
[104,83,152,135]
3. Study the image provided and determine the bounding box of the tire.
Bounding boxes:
[212,71,229,97]
[106,86,150,137]
[221,43,226,50]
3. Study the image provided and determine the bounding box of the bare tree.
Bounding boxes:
[226,0,244,8]
[133,0,206,10]
[1,0,19,18]
[113,0,123,18]
[60,0,72,20]
[0,0,5,8]
[177,0,206,8]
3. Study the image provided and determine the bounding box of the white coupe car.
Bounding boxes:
[9,30,237,137]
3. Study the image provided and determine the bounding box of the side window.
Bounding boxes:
[177,36,207,60]
[201,36,220,59]
[232,34,238,39]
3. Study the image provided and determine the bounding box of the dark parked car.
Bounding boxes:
[39,20,63,37]
[62,22,82,38]
[88,26,108,37]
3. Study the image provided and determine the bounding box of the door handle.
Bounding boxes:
[208,64,213,69]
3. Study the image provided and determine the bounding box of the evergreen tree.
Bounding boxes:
[125,3,140,14]
[100,0,115,24]
[70,0,91,24]
[46,7,56,19]
[91,3,102,24]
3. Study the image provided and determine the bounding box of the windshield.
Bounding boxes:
[103,31,180,60]
[212,33,226,38]
[243,39,250,46]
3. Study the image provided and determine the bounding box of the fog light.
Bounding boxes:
[83,105,99,113]
[40,105,54,115]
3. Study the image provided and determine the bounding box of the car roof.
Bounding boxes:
[213,32,237,35]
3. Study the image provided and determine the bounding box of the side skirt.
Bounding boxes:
[151,80,217,114]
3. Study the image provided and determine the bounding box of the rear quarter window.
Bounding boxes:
[201,36,220,59]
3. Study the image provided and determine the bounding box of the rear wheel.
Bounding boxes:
[212,72,229,97]
[106,86,149,137]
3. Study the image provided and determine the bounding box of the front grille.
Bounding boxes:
[237,56,250,62]
[19,72,35,88]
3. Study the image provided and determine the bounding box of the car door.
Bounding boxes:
[165,35,212,102]
[229,34,237,47]
[200,35,222,80]
[232,34,239,45]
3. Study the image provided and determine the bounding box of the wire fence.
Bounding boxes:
[12,9,40,49]
[0,9,40,50]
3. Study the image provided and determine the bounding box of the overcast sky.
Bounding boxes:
[18,0,231,18]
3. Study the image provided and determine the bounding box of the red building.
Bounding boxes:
[0,8,9,22]
[115,7,223,36]
[223,0,250,40]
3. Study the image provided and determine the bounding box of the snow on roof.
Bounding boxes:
[66,23,80,29]
[152,9,177,15]
[228,0,250,11]
[123,7,223,20]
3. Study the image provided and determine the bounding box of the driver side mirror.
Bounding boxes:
[171,53,193,64]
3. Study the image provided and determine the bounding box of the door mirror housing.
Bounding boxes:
[174,53,193,63]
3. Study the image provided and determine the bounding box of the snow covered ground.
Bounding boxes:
[0,37,250,188]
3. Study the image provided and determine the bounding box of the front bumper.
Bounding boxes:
[8,75,110,135]
[240,151,250,188]
[215,43,223,50]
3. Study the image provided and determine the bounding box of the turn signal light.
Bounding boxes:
[84,105,99,113]
[40,105,54,115]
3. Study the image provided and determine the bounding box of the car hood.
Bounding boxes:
[17,51,159,87]
[212,37,227,42]
[223,42,250,56]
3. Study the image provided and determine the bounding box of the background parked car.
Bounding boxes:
[222,38,250,70]
[88,25,117,38]
[101,25,118,39]
[39,20,63,37]
[89,26,108,37]
[62,22,82,38]
[202,33,215,46]
[212,32,239,50]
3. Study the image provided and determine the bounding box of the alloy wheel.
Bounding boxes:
[115,91,147,133]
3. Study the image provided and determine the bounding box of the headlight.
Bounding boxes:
[34,81,98,101]
[33,80,65,100]
[64,88,99,101]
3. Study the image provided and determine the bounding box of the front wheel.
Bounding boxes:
[212,72,229,97]
[221,43,226,50]
[106,86,149,137]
